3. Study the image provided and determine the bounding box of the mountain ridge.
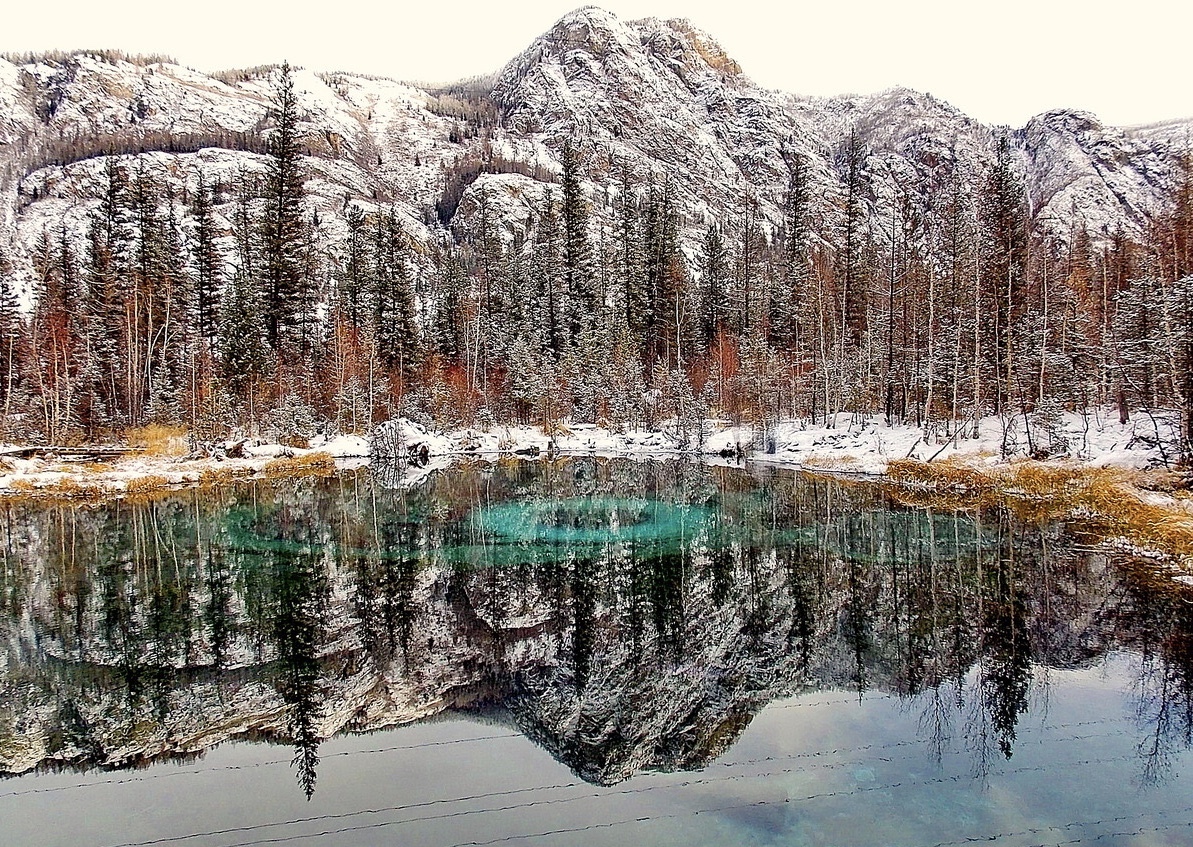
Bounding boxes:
[0,5,1187,308]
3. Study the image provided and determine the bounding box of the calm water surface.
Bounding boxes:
[1,458,1191,846]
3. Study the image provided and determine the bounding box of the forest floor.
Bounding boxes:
[1,409,1190,572]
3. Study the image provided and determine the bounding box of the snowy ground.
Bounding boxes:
[370,407,1183,476]
[0,407,1184,499]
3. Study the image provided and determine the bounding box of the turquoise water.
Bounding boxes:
[0,458,1190,846]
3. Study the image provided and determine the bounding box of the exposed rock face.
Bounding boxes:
[0,6,1187,301]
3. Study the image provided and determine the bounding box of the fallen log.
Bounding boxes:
[0,446,146,462]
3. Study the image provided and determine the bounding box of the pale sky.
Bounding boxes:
[2,0,1190,128]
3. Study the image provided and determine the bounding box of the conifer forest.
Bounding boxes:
[0,59,1190,460]
[4,10,1193,846]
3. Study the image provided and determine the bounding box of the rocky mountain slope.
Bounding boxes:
[0,5,1186,303]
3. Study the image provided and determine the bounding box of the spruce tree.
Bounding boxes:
[219,263,269,411]
[771,154,810,350]
[372,210,419,387]
[560,140,595,339]
[429,246,468,362]
[338,204,371,330]
[736,191,761,336]
[220,179,269,415]
[81,158,132,430]
[699,223,728,352]
[261,61,311,360]
[29,228,80,441]
[980,134,1028,414]
[840,129,870,345]
[642,179,682,369]
[1165,150,1193,454]
[531,190,565,354]
[190,171,223,345]
[128,164,190,423]
[615,164,646,352]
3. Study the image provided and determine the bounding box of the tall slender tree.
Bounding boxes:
[190,171,223,345]
[261,61,312,360]
[561,140,596,340]
[771,153,811,350]
[980,135,1029,415]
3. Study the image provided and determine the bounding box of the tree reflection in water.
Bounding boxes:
[0,459,1190,796]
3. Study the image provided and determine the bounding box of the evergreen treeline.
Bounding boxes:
[1,63,1191,457]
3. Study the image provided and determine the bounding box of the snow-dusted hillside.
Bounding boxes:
[0,5,1188,304]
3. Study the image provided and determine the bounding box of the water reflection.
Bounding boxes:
[0,458,1190,798]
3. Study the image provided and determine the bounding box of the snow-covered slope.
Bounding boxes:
[0,6,1188,302]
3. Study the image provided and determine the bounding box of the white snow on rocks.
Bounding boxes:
[0,406,1183,499]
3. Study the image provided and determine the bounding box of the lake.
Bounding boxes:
[1,458,1191,846]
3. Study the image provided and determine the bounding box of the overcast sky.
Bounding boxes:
[3,0,1190,128]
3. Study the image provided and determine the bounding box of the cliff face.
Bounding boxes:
[0,6,1186,303]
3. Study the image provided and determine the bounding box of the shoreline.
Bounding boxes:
[1,408,1184,494]
[1,413,1190,571]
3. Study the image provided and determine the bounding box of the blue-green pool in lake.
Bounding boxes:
[0,457,1189,846]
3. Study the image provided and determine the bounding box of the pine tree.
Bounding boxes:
[372,210,419,388]
[980,134,1029,414]
[699,223,728,352]
[560,140,596,339]
[840,129,870,345]
[190,171,223,345]
[261,61,311,360]
[771,153,810,351]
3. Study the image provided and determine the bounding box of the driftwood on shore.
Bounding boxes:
[0,446,146,462]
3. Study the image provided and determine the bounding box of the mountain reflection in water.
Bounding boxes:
[0,457,1190,804]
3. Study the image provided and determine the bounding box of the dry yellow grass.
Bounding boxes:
[2,476,104,500]
[198,465,253,487]
[802,453,863,470]
[883,458,1193,563]
[124,475,172,495]
[886,457,996,492]
[126,424,189,457]
[261,452,336,479]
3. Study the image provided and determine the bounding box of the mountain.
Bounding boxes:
[0,5,1186,304]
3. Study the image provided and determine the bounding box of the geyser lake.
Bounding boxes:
[1,458,1191,847]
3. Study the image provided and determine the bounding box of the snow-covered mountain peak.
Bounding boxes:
[1021,108,1108,146]
[0,5,1190,300]
[493,5,756,137]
